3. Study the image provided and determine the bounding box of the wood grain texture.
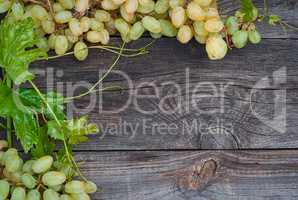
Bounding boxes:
[31,38,298,150]
[78,150,298,200]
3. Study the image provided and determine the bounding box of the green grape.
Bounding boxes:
[11,2,24,21]
[59,0,75,9]
[69,18,83,36]
[26,189,41,200]
[32,156,53,174]
[142,16,162,34]
[121,32,132,43]
[6,170,22,183]
[60,194,73,200]
[71,193,90,200]
[36,37,50,52]
[30,5,49,21]
[193,21,208,37]
[21,173,37,189]
[248,30,261,44]
[232,30,248,48]
[53,2,64,12]
[90,18,104,32]
[55,35,69,55]
[48,34,57,50]
[50,184,62,192]
[80,16,91,32]
[11,187,26,200]
[22,160,35,174]
[129,21,145,40]
[65,180,86,194]
[194,33,207,44]
[98,29,110,44]
[101,0,119,10]
[120,5,136,23]
[2,148,18,165]
[159,19,177,37]
[0,0,12,14]
[84,181,98,194]
[114,18,130,36]
[74,41,88,61]
[206,34,228,60]
[225,16,239,35]
[54,10,73,24]
[150,32,162,39]
[5,154,23,173]
[95,10,111,22]
[0,140,8,150]
[177,25,193,44]
[154,0,169,14]
[41,19,55,34]
[0,180,10,199]
[42,171,67,187]
[137,0,155,14]
[86,31,101,43]
[43,189,60,200]
[169,0,184,9]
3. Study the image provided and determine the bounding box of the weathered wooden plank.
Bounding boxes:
[78,150,298,200]
[31,38,298,150]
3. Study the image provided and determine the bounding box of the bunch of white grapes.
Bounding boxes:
[0,140,97,200]
[0,0,261,60]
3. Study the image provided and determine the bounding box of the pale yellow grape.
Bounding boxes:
[32,155,53,174]
[53,3,64,12]
[74,41,88,61]
[159,19,177,37]
[0,180,9,199]
[170,6,186,28]
[206,34,228,60]
[101,0,119,10]
[129,21,145,40]
[71,193,91,200]
[205,7,219,20]
[90,18,104,32]
[0,0,12,14]
[35,27,46,37]
[177,25,193,43]
[114,18,130,36]
[3,169,22,183]
[95,10,111,22]
[59,0,75,9]
[105,18,117,35]
[75,0,90,12]
[154,0,169,14]
[43,189,60,200]
[80,16,91,32]
[86,31,101,43]
[48,34,57,49]
[55,35,69,55]
[193,21,208,36]
[193,0,212,7]
[98,29,110,44]
[69,18,83,36]
[54,10,73,23]
[60,194,73,200]
[11,187,26,200]
[137,0,155,14]
[112,0,126,5]
[42,171,66,187]
[65,180,86,194]
[120,5,136,23]
[31,5,49,21]
[11,2,24,20]
[84,181,98,194]
[142,16,162,33]
[41,19,55,34]
[169,0,184,9]
[187,1,205,21]
[204,19,223,32]
[2,148,18,164]
[124,0,138,13]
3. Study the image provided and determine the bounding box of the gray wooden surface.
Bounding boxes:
[30,0,298,199]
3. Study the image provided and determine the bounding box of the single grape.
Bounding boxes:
[55,35,69,55]
[32,155,53,174]
[90,18,104,32]
[71,193,91,200]
[115,18,130,36]
[120,5,136,23]
[225,16,239,35]
[98,29,110,44]
[232,30,248,48]
[22,160,35,174]
[170,6,186,28]
[95,10,111,22]
[0,180,10,199]
[48,34,57,50]
[142,16,162,34]
[204,19,224,33]
[2,148,18,165]
[0,0,12,14]
[75,0,90,13]
[154,0,169,14]
[11,2,24,21]
[80,16,91,32]
[74,41,88,61]
[41,19,55,34]
[194,33,207,44]
[26,189,41,200]
[101,0,119,10]
[193,21,208,37]
[186,1,205,21]
[54,10,73,24]
[30,5,49,21]
[69,18,83,36]
[53,2,64,12]
[124,0,138,14]
[36,37,50,52]
[5,154,23,173]
[21,173,37,189]
[177,25,193,44]
[205,7,220,20]
[84,181,98,194]
[59,0,75,10]
[86,31,102,43]
[65,180,86,194]
[169,0,184,9]
[43,189,60,200]
[129,21,145,40]
[11,187,26,200]
[137,0,155,14]
[248,30,261,44]
[206,34,228,60]
[42,171,67,187]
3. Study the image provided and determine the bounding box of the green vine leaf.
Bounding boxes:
[269,15,281,26]
[240,0,259,22]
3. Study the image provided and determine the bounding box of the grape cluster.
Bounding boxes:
[0,140,97,200]
[0,0,261,60]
